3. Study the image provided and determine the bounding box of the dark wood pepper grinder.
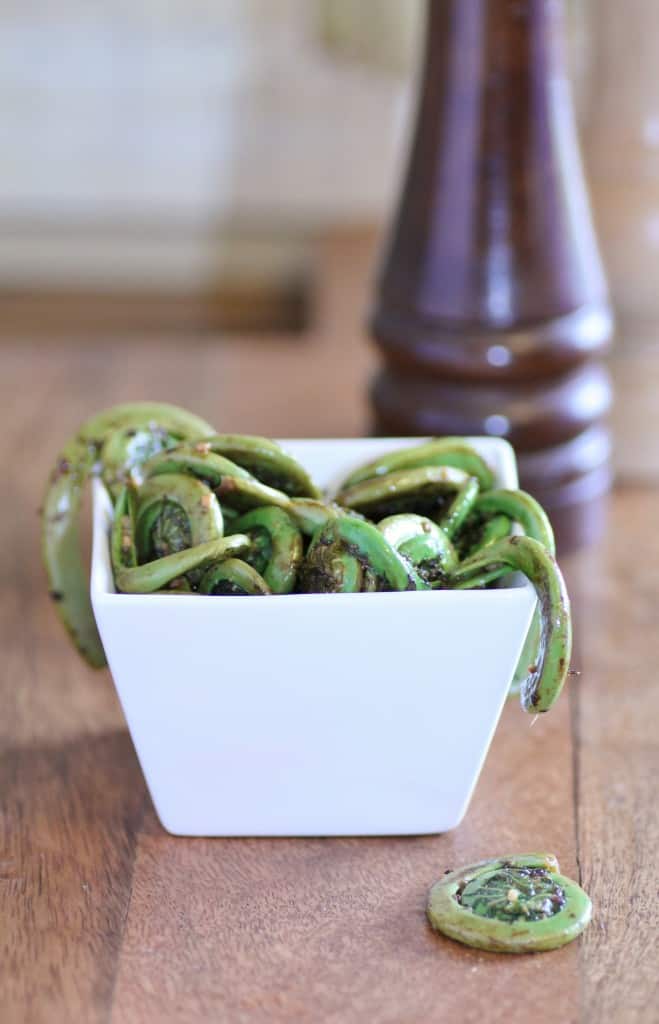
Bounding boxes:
[370,0,614,552]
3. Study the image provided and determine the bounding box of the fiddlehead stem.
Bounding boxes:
[437,477,480,539]
[472,489,556,555]
[110,485,138,572]
[471,514,512,553]
[452,536,572,713]
[288,498,342,535]
[200,435,321,498]
[142,443,294,512]
[140,447,254,489]
[338,438,495,491]
[114,536,251,594]
[214,474,292,512]
[461,491,555,700]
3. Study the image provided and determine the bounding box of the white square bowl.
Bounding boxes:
[91,437,536,837]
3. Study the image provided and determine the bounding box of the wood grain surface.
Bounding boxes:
[0,234,656,1023]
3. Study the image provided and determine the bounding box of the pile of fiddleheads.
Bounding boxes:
[42,403,571,714]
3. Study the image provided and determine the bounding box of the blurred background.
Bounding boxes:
[0,0,422,333]
[1,0,658,475]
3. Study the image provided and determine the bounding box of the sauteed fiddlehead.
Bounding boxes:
[427,854,592,952]
[42,402,215,666]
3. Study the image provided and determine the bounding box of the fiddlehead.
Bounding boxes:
[437,477,480,539]
[288,498,343,536]
[336,466,473,523]
[460,513,512,558]
[427,854,592,953]
[228,507,303,594]
[110,472,248,593]
[42,402,215,666]
[133,474,224,561]
[199,435,321,498]
[469,489,556,555]
[377,514,458,585]
[110,485,138,573]
[338,438,494,491]
[452,536,572,713]
[83,402,215,497]
[198,558,271,596]
[458,489,556,700]
[140,446,254,490]
[298,517,427,593]
[142,444,294,513]
[114,535,251,594]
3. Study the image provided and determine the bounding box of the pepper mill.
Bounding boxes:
[370,0,613,552]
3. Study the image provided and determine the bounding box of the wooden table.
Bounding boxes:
[1,235,657,1023]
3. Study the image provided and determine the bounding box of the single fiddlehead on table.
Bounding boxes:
[42,402,216,666]
[427,854,592,953]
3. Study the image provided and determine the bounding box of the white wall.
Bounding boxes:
[0,1,417,227]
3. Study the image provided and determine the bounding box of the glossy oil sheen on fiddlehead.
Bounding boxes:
[459,865,566,923]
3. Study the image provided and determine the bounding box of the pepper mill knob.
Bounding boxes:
[369,0,613,551]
